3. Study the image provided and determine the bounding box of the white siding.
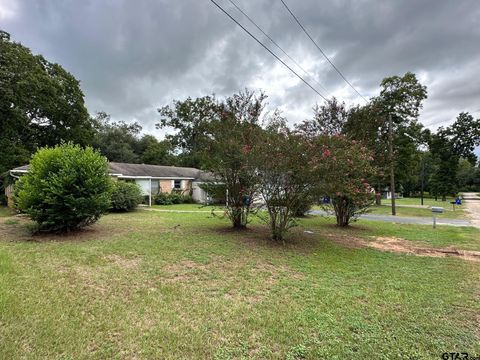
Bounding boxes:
[192,182,207,203]
[135,179,151,196]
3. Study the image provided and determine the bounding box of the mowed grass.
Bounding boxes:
[314,196,467,219]
[0,210,479,359]
[299,216,480,251]
[153,201,467,219]
[382,196,459,207]
[0,206,14,217]
[368,204,466,219]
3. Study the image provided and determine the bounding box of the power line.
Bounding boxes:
[279,0,368,102]
[209,0,328,101]
[227,0,331,97]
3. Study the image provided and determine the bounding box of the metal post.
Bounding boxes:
[149,178,152,207]
[433,213,436,229]
[388,114,396,216]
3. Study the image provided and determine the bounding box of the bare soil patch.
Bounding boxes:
[104,254,141,270]
[325,233,480,262]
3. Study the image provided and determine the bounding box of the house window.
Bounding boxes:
[174,180,182,190]
[151,180,159,195]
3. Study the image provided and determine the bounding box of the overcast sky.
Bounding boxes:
[1,0,480,138]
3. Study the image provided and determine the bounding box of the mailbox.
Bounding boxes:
[431,207,444,228]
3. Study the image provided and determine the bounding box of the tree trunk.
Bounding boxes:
[232,209,246,229]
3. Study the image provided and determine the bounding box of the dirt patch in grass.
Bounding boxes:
[326,233,480,262]
[104,254,141,270]
[371,237,480,261]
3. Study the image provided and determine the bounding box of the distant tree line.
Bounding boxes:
[2,29,480,222]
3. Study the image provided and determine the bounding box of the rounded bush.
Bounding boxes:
[154,193,172,205]
[15,144,112,232]
[153,192,193,205]
[111,181,143,211]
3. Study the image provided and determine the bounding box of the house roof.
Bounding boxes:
[11,162,215,181]
[109,162,200,179]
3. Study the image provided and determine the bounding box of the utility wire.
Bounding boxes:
[209,0,328,101]
[227,0,331,97]
[279,0,368,102]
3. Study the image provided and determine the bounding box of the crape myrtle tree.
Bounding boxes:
[254,119,312,242]
[201,90,266,229]
[15,144,112,232]
[310,135,376,227]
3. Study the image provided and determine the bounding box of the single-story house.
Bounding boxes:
[381,187,404,200]
[6,162,215,207]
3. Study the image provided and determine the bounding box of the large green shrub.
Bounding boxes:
[153,192,193,205]
[110,181,143,211]
[15,144,112,232]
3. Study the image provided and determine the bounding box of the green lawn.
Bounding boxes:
[313,196,467,219]
[368,204,466,219]
[382,196,459,207]
[0,210,478,359]
[0,206,14,217]
[301,217,480,251]
[159,202,468,219]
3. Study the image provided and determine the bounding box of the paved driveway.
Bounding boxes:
[462,192,480,227]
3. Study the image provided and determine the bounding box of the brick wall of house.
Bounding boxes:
[182,180,192,196]
[159,180,173,194]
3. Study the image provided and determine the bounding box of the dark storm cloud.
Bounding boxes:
[2,0,480,135]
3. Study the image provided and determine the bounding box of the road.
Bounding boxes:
[462,192,480,227]
[308,210,472,227]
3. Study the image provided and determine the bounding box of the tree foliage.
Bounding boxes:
[344,72,428,199]
[0,30,94,200]
[296,97,348,137]
[428,113,480,199]
[92,112,175,165]
[254,122,312,242]
[110,181,143,212]
[201,90,266,229]
[311,136,376,226]
[15,144,112,232]
[157,96,218,168]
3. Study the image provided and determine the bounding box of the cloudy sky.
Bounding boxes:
[1,0,480,137]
